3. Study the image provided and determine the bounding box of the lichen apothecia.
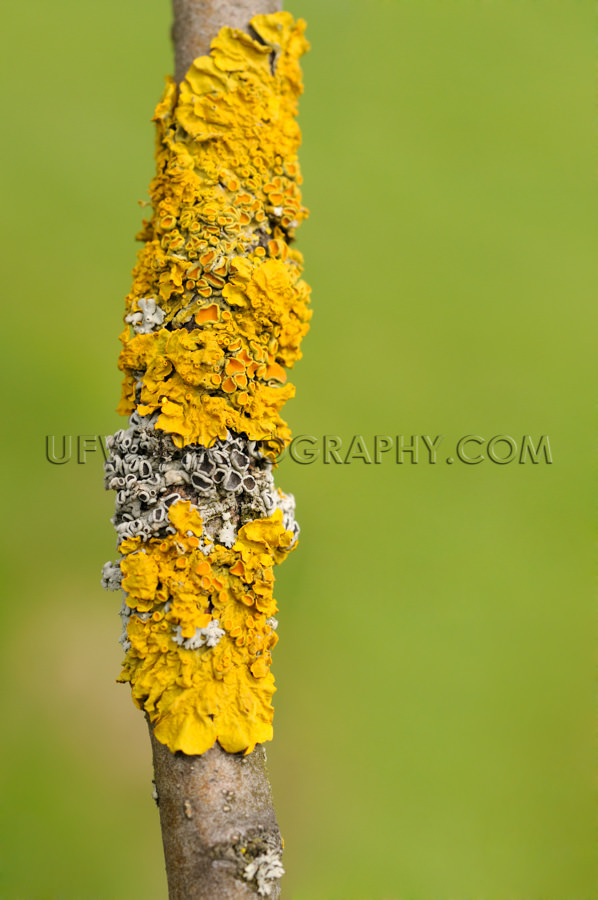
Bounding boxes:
[103,12,310,755]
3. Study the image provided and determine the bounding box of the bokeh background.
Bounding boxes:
[1,1,595,897]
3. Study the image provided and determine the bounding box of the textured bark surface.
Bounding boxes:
[172,0,283,83]
[150,724,283,899]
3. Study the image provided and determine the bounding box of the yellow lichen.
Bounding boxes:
[118,11,311,449]
[111,11,308,756]
[118,502,294,755]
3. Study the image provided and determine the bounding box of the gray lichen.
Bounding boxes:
[102,411,299,548]
[243,848,285,897]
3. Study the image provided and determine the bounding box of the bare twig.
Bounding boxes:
[149,722,283,899]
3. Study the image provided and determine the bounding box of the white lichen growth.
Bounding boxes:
[244,849,285,897]
[275,489,300,546]
[172,619,225,650]
[125,297,165,334]
[101,560,122,591]
[218,514,237,549]
[118,596,132,653]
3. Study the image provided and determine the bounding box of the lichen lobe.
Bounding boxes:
[118,11,311,451]
[104,12,309,758]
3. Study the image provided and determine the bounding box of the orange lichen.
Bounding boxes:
[118,255,308,447]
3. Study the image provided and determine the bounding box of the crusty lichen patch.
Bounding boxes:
[104,12,309,757]
[118,501,294,755]
[117,12,311,450]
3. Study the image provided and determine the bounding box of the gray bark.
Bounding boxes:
[150,723,283,899]
[172,0,283,84]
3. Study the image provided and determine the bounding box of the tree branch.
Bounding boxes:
[172,0,282,84]
[147,3,287,899]
[104,3,308,897]
[149,722,283,899]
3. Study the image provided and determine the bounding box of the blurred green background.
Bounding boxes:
[0,1,594,897]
